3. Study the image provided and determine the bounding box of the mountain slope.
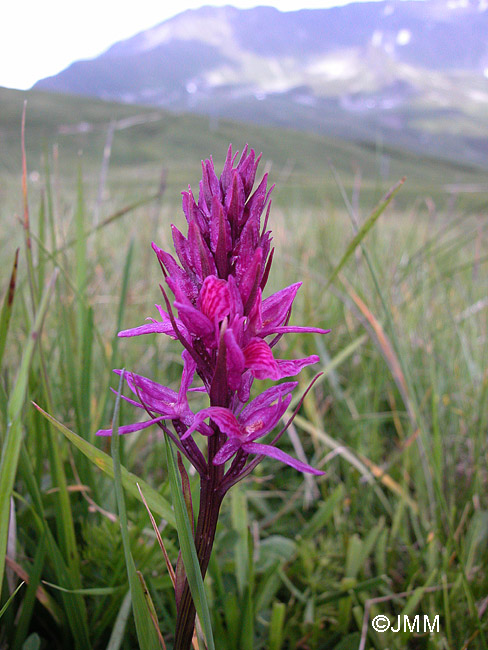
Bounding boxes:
[33,2,488,167]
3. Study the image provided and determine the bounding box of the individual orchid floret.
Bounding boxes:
[96,351,211,438]
[249,283,330,338]
[182,382,323,475]
[118,303,187,341]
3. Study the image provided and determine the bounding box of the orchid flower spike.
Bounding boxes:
[97,144,329,482]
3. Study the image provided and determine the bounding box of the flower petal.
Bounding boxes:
[274,355,321,378]
[247,287,263,334]
[174,301,214,338]
[182,186,208,235]
[243,338,281,380]
[241,394,292,442]
[202,407,242,438]
[241,442,325,475]
[114,370,179,417]
[262,326,331,336]
[177,350,197,411]
[221,144,239,196]
[224,327,245,391]
[238,247,263,309]
[96,416,166,437]
[199,275,231,321]
[213,439,241,465]
[225,169,245,229]
[227,275,243,320]
[237,370,253,403]
[240,381,297,422]
[118,305,187,340]
[171,225,194,277]
[118,322,174,338]
[181,406,241,441]
[210,195,231,255]
[261,283,301,330]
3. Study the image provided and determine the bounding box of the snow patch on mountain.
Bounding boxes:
[139,9,234,51]
[396,29,411,45]
[307,53,359,81]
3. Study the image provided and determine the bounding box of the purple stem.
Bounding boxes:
[173,431,226,650]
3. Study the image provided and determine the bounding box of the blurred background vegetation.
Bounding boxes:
[0,84,487,649]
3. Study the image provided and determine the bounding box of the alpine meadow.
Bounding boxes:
[0,81,487,650]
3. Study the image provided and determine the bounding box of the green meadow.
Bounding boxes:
[1,85,487,649]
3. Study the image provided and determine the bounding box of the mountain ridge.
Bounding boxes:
[33,2,488,167]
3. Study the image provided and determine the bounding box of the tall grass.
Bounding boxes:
[0,112,487,650]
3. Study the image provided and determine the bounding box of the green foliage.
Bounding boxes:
[0,88,487,649]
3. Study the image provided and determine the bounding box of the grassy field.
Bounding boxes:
[0,86,487,649]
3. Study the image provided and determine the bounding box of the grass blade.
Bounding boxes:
[0,248,19,371]
[10,536,50,650]
[324,177,405,291]
[42,581,124,596]
[165,435,215,650]
[137,483,176,588]
[15,449,91,646]
[111,370,162,650]
[98,240,134,429]
[31,403,176,527]
[300,485,344,539]
[106,591,132,650]
[0,581,25,620]
[0,269,58,594]
[21,101,38,309]
[137,571,168,649]
[268,601,286,650]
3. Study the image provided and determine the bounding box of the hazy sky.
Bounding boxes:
[2,0,381,90]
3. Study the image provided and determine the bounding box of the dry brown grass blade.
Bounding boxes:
[136,484,201,650]
[339,274,415,425]
[5,555,61,623]
[68,459,117,522]
[357,453,418,514]
[136,483,203,650]
[386,388,405,440]
[21,101,38,310]
[21,101,31,247]
[291,413,421,513]
[136,483,176,589]
[136,571,167,649]
[338,275,437,520]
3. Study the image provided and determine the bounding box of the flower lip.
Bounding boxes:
[198,275,232,322]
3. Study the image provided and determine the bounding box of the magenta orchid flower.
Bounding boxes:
[182,382,323,475]
[97,351,211,437]
[97,145,328,650]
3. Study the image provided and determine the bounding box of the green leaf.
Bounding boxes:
[0,581,25,619]
[32,403,175,528]
[42,581,125,596]
[0,269,58,593]
[22,634,41,650]
[268,601,286,650]
[106,591,132,650]
[300,485,344,539]
[165,435,215,650]
[0,248,19,371]
[111,371,161,650]
[324,177,405,290]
